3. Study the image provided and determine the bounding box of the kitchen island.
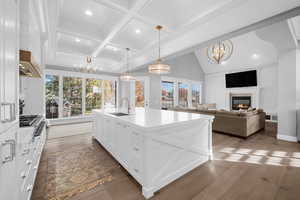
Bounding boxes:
[92,108,214,199]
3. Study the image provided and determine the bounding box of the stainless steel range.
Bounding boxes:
[19,115,46,137]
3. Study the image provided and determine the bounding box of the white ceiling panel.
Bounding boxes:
[97,45,125,62]
[139,0,226,30]
[111,18,168,51]
[58,0,125,40]
[57,32,100,55]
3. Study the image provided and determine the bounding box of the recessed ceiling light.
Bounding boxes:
[252,54,259,59]
[85,10,93,16]
[75,38,80,42]
[135,29,141,34]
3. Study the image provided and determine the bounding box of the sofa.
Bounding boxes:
[171,106,265,138]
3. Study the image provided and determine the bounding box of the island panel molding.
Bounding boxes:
[92,108,214,199]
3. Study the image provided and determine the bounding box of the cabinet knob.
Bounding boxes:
[26,160,32,165]
[22,148,30,155]
[133,147,139,152]
[26,185,33,192]
[21,172,26,179]
[134,168,139,173]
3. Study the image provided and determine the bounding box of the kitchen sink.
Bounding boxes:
[109,112,129,117]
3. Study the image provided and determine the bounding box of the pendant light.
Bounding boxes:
[207,40,233,64]
[148,25,170,74]
[80,56,97,73]
[120,48,135,81]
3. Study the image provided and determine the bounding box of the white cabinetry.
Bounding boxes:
[0,125,18,200]
[93,109,213,199]
[0,0,20,200]
[0,0,19,134]
[93,114,142,182]
[17,126,47,200]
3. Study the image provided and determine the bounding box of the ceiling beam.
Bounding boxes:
[92,0,152,57]
[57,28,102,42]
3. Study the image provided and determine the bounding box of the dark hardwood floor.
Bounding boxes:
[31,122,300,200]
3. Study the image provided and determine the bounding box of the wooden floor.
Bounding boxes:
[31,122,300,200]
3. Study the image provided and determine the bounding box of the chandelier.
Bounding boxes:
[80,56,97,73]
[207,40,233,64]
[148,25,170,74]
[120,48,135,81]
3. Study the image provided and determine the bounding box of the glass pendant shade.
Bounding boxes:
[207,40,233,64]
[148,25,170,74]
[120,48,135,81]
[120,73,135,81]
[148,59,170,74]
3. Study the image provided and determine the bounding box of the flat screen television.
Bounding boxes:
[225,70,257,88]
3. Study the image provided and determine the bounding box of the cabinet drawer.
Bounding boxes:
[130,154,142,181]
[131,131,142,149]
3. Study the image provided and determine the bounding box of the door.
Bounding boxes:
[134,77,149,108]
[0,0,19,134]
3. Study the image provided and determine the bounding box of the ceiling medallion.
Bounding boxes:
[148,25,170,74]
[207,40,233,64]
[80,56,97,73]
[120,48,135,81]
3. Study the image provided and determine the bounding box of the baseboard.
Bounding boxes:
[277,134,298,142]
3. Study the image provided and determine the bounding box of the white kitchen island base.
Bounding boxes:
[93,108,214,199]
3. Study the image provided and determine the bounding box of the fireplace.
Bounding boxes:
[231,96,251,110]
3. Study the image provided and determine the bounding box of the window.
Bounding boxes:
[63,77,82,117]
[135,80,145,107]
[178,82,189,107]
[86,79,102,114]
[45,75,59,119]
[192,84,201,107]
[161,77,202,110]
[103,80,117,108]
[161,81,174,109]
[45,71,118,119]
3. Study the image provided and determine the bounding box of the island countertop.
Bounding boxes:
[93,108,214,129]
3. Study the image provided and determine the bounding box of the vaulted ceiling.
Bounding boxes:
[45,0,300,73]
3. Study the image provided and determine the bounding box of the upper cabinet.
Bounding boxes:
[0,0,19,134]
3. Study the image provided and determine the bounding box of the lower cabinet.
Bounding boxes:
[93,114,143,183]
[0,125,44,200]
[19,128,46,200]
[0,125,18,200]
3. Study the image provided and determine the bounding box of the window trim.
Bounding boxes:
[45,69,119,121]
[161,76,202,108]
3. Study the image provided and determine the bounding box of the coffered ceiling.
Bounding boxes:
[45,0,300,73]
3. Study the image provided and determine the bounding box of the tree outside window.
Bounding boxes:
[63,77,82,117]
[86,79,102,114]
[45,75,59,119]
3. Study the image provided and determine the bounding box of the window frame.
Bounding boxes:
[161,76,202,109]
[45,69,119,120]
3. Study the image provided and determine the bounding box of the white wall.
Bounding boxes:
[205,64,278,113]
[195,32,278,74]
[278,50,297,139]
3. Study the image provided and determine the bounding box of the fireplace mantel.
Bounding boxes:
[225,87,260,110]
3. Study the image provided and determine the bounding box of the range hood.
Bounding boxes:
[19,50,42,78]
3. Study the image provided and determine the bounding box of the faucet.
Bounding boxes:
[120,97,130,114]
